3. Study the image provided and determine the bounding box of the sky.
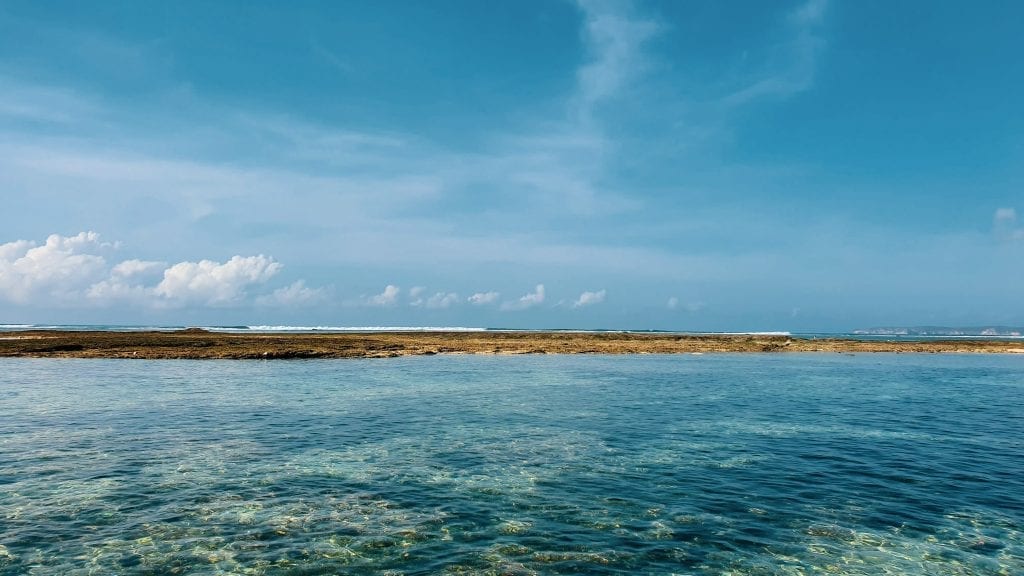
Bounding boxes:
[1,0,1022,331]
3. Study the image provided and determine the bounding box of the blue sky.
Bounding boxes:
[1,0,1022,331]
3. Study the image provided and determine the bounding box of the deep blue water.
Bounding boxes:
[1,354,1022,575]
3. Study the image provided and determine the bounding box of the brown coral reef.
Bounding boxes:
[2,329,1022,359]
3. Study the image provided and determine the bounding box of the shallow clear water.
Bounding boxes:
[1,354,1022,575]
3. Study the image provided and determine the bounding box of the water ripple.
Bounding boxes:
[1,354,1022,574]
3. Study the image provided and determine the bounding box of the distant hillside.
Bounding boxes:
[853,326,1023,337]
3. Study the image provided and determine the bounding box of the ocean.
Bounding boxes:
[3,324,1023,342]
[6,323,1024,340]
[1,354,1022,574]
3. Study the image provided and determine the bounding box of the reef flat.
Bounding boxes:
[1,329,1023,359]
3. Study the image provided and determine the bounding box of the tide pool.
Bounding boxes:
[1,354,1022,574]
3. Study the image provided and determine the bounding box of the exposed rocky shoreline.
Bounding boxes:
[1,329,1023,359]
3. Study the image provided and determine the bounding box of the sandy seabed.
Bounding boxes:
[1,329,1022,359]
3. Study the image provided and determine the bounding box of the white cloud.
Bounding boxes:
[407,287,459,308]
[0,232,111,303]
[0,240,34,262]
[256,280,328,307]
[666,296,705,312]
[0,232,319,308]
[154,255,282,305]
[573,289,606,308]
[425,291,459,309]
[723,0,828,107]
[408,285,426,306]
[574,0,660,118]
[86,257,161,304]
[791,0,828,26]
[685,301,706,312]
[111,259,165,278]
[994,207,1024,241]
[502,284,545,311]
[368,284,400,306]
[468,291,500,305]
[0,75,101,125]
[0,5,855,319]
[86,277,151,303]
[995,207,1017,222]
[0,11,649,267]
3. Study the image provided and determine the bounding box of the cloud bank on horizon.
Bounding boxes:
[0,231,574,316]
[0,1,1022,330]
[0,232,288,308]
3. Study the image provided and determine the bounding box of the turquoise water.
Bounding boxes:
[1,354,1022,575]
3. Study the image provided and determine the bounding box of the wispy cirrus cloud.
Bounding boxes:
[994,207,1024,241]
[573,0,660,120]
[0,76,104,125]
[722,0,829,107]
[0,0,670,278]
[0,2,870,328]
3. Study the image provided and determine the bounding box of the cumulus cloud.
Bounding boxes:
[154,255,281,305]
[368,284,400,306]
[573,289,606,308]
[468,291,500,305]
[87,276,153,304]
[408,286,458,309]
[0,232,111,303]
[111,259,164,278]
[88,259,169,302]
[0,240,35,262]
[425,291,459,309]
[502,284,545,311]
[0,231,324,309]
[408,286,426,306]
[256,280,327,307]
